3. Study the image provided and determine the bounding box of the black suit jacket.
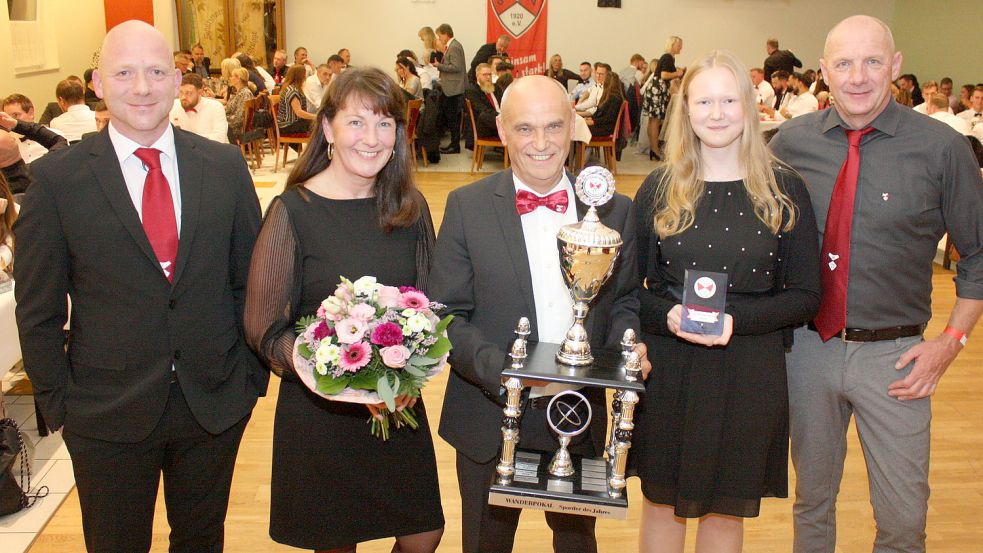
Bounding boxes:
[465,84,499,139]
[430,169,640,464]
[468,42,504,83]
[14,128,267,443]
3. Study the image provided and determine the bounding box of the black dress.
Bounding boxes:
[630,167,821,518]
[245,188,443,549]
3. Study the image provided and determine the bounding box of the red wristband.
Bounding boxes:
[943,326,968,347]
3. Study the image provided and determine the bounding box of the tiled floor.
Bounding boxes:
[0,376,73,553]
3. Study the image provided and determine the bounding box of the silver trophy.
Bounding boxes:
[556,167,623,366]
[546,391,593,477]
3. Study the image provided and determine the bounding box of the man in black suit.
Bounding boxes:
[13,20,265,553]
[430,75,650,553]
[762,37,802,81]
[469,33,510,84]
[464,63,500,150]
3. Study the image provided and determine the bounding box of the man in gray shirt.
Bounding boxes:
[770,15,983,553]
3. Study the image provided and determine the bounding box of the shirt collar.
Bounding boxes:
[66,104,90,113]
[822,97,900,137]
[108,122,177,166]
[513,172,572,197]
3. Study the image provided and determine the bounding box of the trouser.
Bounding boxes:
[787,327,930,553]
[63,382,250,553]
[439,93,463,146]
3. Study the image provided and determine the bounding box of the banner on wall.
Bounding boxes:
[487,0,548,77]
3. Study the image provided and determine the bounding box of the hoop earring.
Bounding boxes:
[327,142,334,160]
[389,149,395,162]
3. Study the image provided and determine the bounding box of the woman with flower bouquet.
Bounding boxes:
[245,67,443,553]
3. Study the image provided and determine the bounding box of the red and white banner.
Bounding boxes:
[487,0,548,78]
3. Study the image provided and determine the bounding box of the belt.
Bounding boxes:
[807,322,924,342]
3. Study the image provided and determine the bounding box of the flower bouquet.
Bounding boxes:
[293,276,453,440]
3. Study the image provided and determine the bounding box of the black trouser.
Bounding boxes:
[278,119,310,136]
[439,93,463,147]
[63,383,250,553]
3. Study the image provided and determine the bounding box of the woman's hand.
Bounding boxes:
[667,304,734,347]
[365,395,418,420]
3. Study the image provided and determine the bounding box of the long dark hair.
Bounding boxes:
[396,57,418,76]
[0,172,16,266]
[284,67,421,232]
[598,68,624,108]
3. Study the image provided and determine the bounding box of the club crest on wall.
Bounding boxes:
[492,0,546,38]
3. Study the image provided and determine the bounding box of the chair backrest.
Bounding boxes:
[242,97,258,134]
[406,98,423,141]
[612,100,628,140]
[464,98,478,142]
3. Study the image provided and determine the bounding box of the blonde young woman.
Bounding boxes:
[643,36,686,160]
[632,50,821,552]
[418,26,439,64]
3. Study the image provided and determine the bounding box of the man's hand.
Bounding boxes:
[633,342,652,380]
[0,111,17,131]
[888,335,962,400]
[667,304,734,347]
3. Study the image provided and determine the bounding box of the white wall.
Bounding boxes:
[285,0,895,77]
[0,0,106,110]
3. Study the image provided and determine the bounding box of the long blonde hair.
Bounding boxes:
[220,57,241,82]
[418,27,436,51]
[654,50,796,238]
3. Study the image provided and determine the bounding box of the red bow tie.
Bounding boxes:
[515,189,569,215]
[184,108,197,113]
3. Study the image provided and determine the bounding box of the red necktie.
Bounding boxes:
[814,126,875,340]
[487,93,496,108]
[515,189,569,215]
[134,148,179,283]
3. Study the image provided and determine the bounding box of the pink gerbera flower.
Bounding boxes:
[399,290,429,310]
[339,342,371,372]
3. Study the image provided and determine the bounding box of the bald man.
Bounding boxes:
[770,16,983,553]
[14,20,265,552]
[429,76,648,553]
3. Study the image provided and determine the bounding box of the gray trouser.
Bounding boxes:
[787,327,931,553]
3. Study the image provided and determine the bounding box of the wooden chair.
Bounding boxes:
[579,100,628,175]
[405,98,428,168]
[465,98,508,174]
[236,97,265,171]
[269,94,311,172]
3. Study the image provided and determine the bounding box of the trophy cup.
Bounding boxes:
[487,167,646,520]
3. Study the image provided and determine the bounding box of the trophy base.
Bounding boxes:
[488,450,629,520]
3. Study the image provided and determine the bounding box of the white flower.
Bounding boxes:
[401,308,417,317]
[315,342,341,366]
[315,361,328,375]
[406,313,432,333]
[352,276,378,298]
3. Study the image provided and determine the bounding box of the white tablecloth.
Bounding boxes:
[0,283,21,380]
[759,118,784,133]
[574,114,592,143]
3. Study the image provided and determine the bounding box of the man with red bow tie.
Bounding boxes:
[169,73,228,143]
[430,75,650,553]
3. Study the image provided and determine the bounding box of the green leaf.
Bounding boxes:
[404,364,426,377]
[436,314,454,333]
[377,374,396,411]
[316,375,348,395]
[295,314,320,335]
[426,335,452,359]
[408,355,440,367]
[297,343,313,360]
[349,369,379,390]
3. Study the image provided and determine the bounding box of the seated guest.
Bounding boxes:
[899,73,922,104]
[174,50,193,74]
[750,67,775,107]
[957,86,983,124]
[926,93,971,135]
[338,47,351,68]
[170,73,229,143]
[0,172,16,275]
[82,68,100,108]
[940,77,960,112]
[225,68,257,144]
[399,49,436,90]
[277,64,315,136]
[37,74,82,125]
[218,57,242,103]
[466,63,500,139]
[570,61,595,101]
[494,61,514,99]
[80,101,110,140]
[913,80,951,114]
[0,131,32,194]
[236,53,269,93]
[545,54,580,90]
[487,55,504,82]
[586,67,625,137]
[957,84,975,114]
[293,46,316,76]
[776,71,819,120]
[191,43,211,78]
[1,94,68,162]
[396,57,422,100]
[268,49,288,85]
[304,63,333,110]
[758,70,791,116]
[255,61,277,92]
[576,63,606,116]
[49,79,96,142]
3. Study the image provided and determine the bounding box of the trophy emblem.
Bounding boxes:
[556,167,623,366]
[546,391,593,477]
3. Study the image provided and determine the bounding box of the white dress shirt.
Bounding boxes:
[169,97,229,143]
[515,174,580,397]
[575,83,603,115]
[303,73,329,110]
[913,102,953,115]
[781,91,819,119]
[107,122,182,237]
[929,111,972,135]
[570,78,595,101]
[755,80,776,108]
[255,66,275,92]
[50,104,97,142]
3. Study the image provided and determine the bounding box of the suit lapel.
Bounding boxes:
[88,133,161,271]
[492,170,538,336]
[171,130,202,287]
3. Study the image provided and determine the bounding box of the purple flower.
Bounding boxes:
[312,320,333,341]
[339,342,371,373]
[371,322,404,347]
